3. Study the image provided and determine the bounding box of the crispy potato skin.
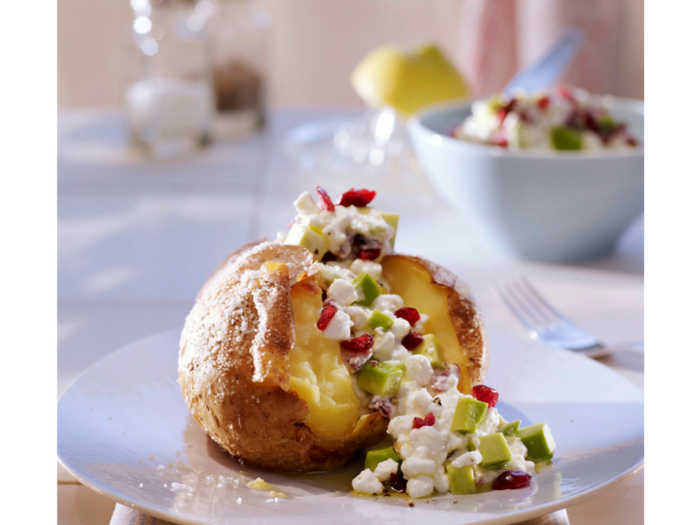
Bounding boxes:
[179,242,386,471]
[179,243,488,471]
[384,255,489,387]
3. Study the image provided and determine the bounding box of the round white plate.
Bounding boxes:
[58,329,643,525]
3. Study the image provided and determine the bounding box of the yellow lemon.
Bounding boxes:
[351,43,470,118]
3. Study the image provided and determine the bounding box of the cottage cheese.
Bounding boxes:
[288,193,395,260]
[455,86,639,151]
[352,469,384,495]
[373,459,399,481]
[327,279,358,306]
[284,189,544,499]
[373,370,536,498]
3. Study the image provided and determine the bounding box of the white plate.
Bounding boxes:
[58,329,643,525]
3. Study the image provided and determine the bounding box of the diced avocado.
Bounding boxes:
[367,310,394,331]
[478,433,512,469]
[284,223,328,259]
[353,273,382,307]
[518,423,556,461]
[357,361,404,397]
[413,334,446,369]
[467,438,477,452]
[450,397,489,433]
[446,463,476,495]
[498,419,521,438]
[365,446,402,472]
[550,126,583,151]
[379,212,399,248]
[598,114,617,133]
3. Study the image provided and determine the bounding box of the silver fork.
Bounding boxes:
[496,276,643,358]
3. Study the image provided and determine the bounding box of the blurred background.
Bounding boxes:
[58,0,643,109]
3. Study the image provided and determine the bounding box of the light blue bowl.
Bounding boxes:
[408,97,644,263]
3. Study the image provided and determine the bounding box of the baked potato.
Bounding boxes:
[178,239,488,472]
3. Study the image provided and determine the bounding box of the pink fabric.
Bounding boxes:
[457,0,518,98]
[455,0,624,97]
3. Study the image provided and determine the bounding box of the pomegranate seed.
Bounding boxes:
[401,332,423,351]
[316,301,338,331]
[315,185,335,212]
[472,384,499,407]
[583,111,600,134]
[518,111,533,124]
[336,188,377,207]
[496,108,508,123]
[352,235,382,261]
[497,99,517,123]
[342,348,373,371]
[340,333,374,352]
[390,472,407,493]
[557,85,576,103]
[412,412,436,429]
[492,470,531,491]
[358,248,381,261]
[394,307,420,326]
[537,96,550,110]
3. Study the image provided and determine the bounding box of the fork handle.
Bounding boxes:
[606,342,644,353]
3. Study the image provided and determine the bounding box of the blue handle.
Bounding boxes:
[504,26,585,95]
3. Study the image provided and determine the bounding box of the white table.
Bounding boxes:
[58,110,644,525]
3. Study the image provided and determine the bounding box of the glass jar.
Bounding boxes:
[206,0,271,140]
[125,0,214,159]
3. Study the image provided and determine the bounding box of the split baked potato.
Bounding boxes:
[178,241,488,472]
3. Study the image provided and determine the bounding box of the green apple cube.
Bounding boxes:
[353,273,382,306]
[413,334,446,369]
[357,361,404,397]
[450,397,489,433]
[518,423,556,461]
[284,223,328,259]
[498,419,521,438]
[478,433,512,469]
[446,463,476,494]
[379,212,399,248]
[365,446,402,472]
[367,310,394,331]
[550,126,583,151]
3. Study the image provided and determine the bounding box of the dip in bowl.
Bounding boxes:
[408,92,643,263]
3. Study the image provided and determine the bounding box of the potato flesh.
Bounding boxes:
[289,282,360,440]
[381,257,472,394]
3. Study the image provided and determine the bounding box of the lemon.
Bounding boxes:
[351,43,470,117]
